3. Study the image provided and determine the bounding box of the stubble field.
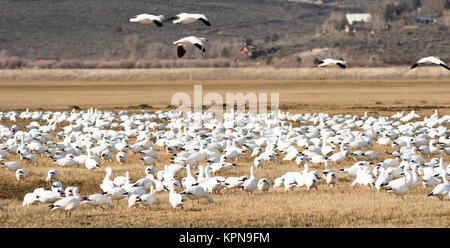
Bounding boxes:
[0,68,449,227]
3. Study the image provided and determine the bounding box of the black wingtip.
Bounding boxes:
[440,63,450,70]
[198,18,211,26]
[177,45,186,58]
[154,20,163,27]
[411,63,418,69]
[337,63,346,69]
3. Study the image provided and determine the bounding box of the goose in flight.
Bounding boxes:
[318,58,347,69]
[167,13,211,26]
[173,36,206,58]
[411,56,449,70]
[129,14,165,27]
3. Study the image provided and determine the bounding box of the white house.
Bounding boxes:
[346,13,372,25]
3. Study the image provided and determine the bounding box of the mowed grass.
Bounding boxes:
[0,75,449,227]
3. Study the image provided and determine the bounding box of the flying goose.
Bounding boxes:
[411,56,449,70]
[167,13,211,26]
[173,36,206,58]
[129,14,165,27]
[318,58,347,69]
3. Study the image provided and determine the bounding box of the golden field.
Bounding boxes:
[0,68,449,228]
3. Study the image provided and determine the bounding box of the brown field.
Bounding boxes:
[0,68,449,227]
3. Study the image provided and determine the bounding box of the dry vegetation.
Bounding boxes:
[0,74,449,227]
[0,67,449,81]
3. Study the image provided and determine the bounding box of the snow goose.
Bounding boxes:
[257,178,271,192]
[100,167,115,193]
[181,164,197,189]
[132,176,155,190]
[127,194,141,208]
[145,165,156,176]
[339,162,360,178]
[225,176,248,190]
[106,187,127,202]
[326,144,348,165]
[165,185,185,209]
[173,36,206,58]
[322,169,338,187]
[129,14,165,27]
[46,169,59,182]
[15,168,26,182]
[385,182,410,199]
[84,148,100,170]
[49,187,81,218]
[181,185,214,204]
[116,152,127,165]
[113,171,129,187]
[1,161,22,171]
[36,189,64,204]
[240,166,257,193]
[411,56,449,70]
[167,13,211,26]
[81,193,113,209]
[253,156,265,168]
[427,173,450,200]
[137,185,156,209]
[318,58,347,69]
[23,192,40,206]
[351,162,375,187]
[283,177,297,192]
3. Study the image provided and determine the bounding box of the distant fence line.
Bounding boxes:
[0,67,448,81]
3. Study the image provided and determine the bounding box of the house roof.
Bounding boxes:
[345,13,372,24]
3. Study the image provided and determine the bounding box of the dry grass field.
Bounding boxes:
[0,68,449,228]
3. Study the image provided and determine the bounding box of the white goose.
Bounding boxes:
[411,56,449,70]
[1,161,22,171]
[23,192,40,206]
[15,169,26,182]
[165,185,185,209]
[181,185,214,204]
[167,13,211,26]
[427,173,450,200]
[49,187,81,218]
[137,185,156,209]
[81,193,113,209]
[129,14,165,27]
[322,169,338,187]
[240,166,257,193]
[173,36,206,58]
[318,58,347,69]
[116,152,127,165]
[257,178,271,192]
[113,171,129,187]
[46,169,58,182]
[100,167,115,193]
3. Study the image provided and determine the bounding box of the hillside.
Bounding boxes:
[0,0,449,67]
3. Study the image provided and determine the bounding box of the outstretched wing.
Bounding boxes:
[198,17,211,26]
[336,62,346,69]
[411,63,418,69]
[193,43,206,52]
[440,63,450,70]
[177,45,186,58]
[153,20,163,27]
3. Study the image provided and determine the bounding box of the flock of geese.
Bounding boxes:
[0,108,449,217]
[128,12,450,70]
[129,12,209,58]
